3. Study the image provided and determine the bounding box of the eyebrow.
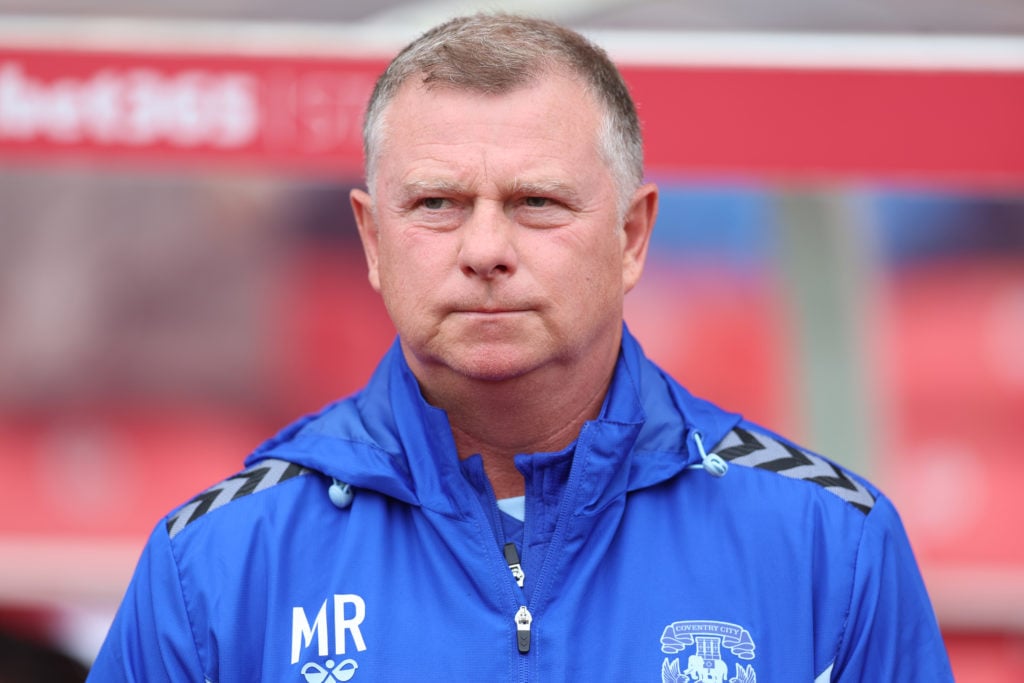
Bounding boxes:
[506,177,578,197]
[396,176,581,202]
[398,178,468,199]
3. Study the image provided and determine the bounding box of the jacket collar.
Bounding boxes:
[247,326,742,516]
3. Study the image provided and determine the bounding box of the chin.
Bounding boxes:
[442,345,546,383]
[450,357,536,383]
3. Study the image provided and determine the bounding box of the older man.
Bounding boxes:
[90,14,952,681]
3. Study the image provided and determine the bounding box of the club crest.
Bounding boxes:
[660,620,756,683]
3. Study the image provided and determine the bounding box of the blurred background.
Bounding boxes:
[0,0,1022,679]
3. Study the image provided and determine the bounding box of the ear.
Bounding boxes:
[350,188,382,292]
[621,182,658,293]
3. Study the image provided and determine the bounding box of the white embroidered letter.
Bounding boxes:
[333,594,367,654]
[292,600,329,664]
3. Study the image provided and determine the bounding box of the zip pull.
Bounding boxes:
[503,542,525,588]
[515,605,533,654]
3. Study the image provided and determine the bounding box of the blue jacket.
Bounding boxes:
[90,328,952,681]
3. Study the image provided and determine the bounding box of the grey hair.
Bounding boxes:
[362,13,644,214]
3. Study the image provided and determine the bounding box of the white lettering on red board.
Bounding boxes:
[0,61,259,148]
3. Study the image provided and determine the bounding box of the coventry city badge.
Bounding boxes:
[659,620,757,683]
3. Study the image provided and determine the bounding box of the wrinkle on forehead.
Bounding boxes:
[370,73,604,177]
[373,73,617,215]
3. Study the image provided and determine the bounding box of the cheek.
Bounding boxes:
[550,238,625,325]
[374,236,416,308]
[580,233,627,296]
[376,232,447,316]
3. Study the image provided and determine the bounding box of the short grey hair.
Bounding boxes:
[362,13,644,212]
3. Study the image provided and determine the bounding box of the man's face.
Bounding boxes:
[351,70,655,387]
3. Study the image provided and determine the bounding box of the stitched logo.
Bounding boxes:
[292,594,367,681]
[660,620,756,683]
[300,658,358,682]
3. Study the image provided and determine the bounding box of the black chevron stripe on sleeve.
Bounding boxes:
[180,489,221,528]
[712,427,875,514]
[232,466,272,500]
[757,441,813,473]
[166,459,309,539]
[715,427,764,460]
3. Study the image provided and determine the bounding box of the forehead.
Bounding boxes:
[374,71,608,185]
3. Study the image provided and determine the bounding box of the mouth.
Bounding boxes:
[451,307,533,319]
[457,308,528,316]
[452,301,532,313]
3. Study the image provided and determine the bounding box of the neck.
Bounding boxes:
[412,352,618,500]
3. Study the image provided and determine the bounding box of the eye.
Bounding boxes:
[523,196,550,208]
[421,197,448,210]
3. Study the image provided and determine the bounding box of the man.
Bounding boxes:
[89,13,953,681]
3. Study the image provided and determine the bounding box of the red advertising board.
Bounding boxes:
[1,47,1022,187]
[0,49,382,175]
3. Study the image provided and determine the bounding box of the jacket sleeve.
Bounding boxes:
[831,494,954,681]
[87,522,206,682]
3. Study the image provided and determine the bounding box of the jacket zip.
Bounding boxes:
[473,481,534,667]
[493,428,595,672]
[515,605,533,654]
[504,542,526,588]
[505,542,532,654]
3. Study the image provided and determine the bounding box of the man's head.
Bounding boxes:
[351,13,657,393]
[362,13,644,214]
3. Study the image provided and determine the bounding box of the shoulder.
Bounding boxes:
[711,425,878,515]
[165,457,314,541]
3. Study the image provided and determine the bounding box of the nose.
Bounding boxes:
[457,202,518,279]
